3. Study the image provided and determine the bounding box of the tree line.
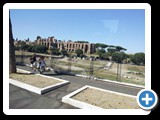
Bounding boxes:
[15,40,145,66]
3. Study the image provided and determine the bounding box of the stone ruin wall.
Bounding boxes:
[34,36,96,54]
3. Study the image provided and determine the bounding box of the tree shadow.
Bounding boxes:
[16,62,26,66]
[42,71,75,76]
[16,72,35,75]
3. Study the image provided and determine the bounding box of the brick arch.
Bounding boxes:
[82,44,84,49]
[84,44,88,53]
[47,43,50,48]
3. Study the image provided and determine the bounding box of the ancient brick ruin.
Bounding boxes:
[34,36,96,54]
[14,36,96,54]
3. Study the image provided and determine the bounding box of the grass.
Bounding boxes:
[122,78,145,85]
[127,66,145,73]
[84,53,99,57]
[90,69,145,85]
[15,50,34,55]
[50,59,145,85]
[93,69,117,80]
[52,59,91,70]
[15,51,145,85]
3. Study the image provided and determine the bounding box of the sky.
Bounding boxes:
[10,9,145,54]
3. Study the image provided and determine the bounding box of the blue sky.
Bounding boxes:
[10,9,145,53]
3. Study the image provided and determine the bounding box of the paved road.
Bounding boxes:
[10,84,78,109]
[9,65,143,109]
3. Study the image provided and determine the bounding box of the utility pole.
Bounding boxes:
[68,55,72,73]
[89,57,94,78]
[116,62,122,81]
[20,45,24,65]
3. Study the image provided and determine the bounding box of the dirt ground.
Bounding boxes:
[72,88,140,109]
[9,71,62,88]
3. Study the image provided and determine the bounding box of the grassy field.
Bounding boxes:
[15,51,145,85]
[127,66,145,73]
[15,50,35,55]
[46,57,145,85]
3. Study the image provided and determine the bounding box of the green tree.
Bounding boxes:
[112,52,128,63]
[21,44,30,51]
[107,45,127,56]
[9,13,16,73]
[115,46,127,52]
[95,43,108,49]
[36,36,41,40]
[36,45,48,53]
[27,45,48,53]
[27,45,34,52]
[50,48,60,55]
[100,52,110,60]
[16,41,26,46]
[80,54,86,59]
[75,41,89,43]
[75,49,83,57]
[130,52,145,65]
[107,45,116,55]
[97,49,106,55]
[14,45,20,50]
[61,49,68,56]
[107,48,116,54]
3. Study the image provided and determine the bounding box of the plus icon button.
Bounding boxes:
[142,93,153,105]
[137,89,158,110]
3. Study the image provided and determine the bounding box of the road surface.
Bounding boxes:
[9,65,143,109]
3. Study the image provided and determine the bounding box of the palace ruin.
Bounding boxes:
[34,36,96,54]
[14,36,96,54]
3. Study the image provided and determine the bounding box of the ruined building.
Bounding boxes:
[34,36,96,54]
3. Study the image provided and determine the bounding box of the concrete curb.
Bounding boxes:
[62,85,137,109]
[62,85,103,109]
[11,69,70,94]
[75,74,145,89]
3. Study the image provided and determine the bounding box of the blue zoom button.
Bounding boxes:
[137,89,158,110]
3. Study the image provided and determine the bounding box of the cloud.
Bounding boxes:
[102,20,119,33]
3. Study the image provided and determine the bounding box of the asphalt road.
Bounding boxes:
[9,65,143,109]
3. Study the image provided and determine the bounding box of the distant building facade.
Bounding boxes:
[14,36,96,54]
[34,36,96,54]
